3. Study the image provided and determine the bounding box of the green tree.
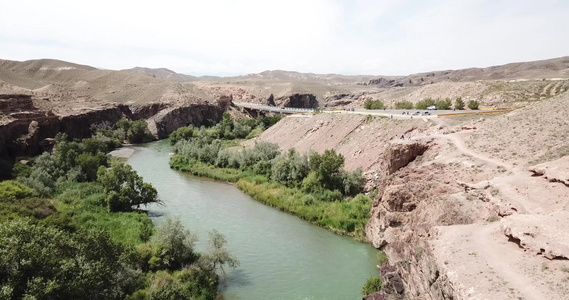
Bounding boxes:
[271,149,310,187]
[97,160,159,212]
[199,229,239,278]
[341,168,364,196]
[129,120,153,143]
[309,149,345,191]
[454,97,465,110]
[468,100,480,110]
[150,218,198,271]
[0,219,142,300]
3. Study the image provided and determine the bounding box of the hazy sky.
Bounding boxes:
[1,0,568,76]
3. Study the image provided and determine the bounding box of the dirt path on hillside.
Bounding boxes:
[471,224,548,300]
[433,222,566,300]
[424,129,569,299]
[413,132,513,171]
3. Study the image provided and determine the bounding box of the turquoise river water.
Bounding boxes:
[127,140,379,299]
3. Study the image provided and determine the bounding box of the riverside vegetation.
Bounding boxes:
[169,113,372,240]
[0,119,238,300]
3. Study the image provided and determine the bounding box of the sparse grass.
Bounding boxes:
[490,188,500,197]
[487,215,500,222]
[529,144,569,165]
[377,251,388,265]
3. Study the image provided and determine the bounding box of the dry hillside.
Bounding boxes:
[250,91,569,300]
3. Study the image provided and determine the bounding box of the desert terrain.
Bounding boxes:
[1,56,569,299]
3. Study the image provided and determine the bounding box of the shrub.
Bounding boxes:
[233,122,253,139]
[394,100,414,109]
[0,180,33,201]
[361,276,382,295]
[169,126,194,145]
[468,100,480,110]
[415,98,436,110]
[363,99,385,110]
[454,97,465,110]
[435,98,452,110]
[309,149,345,191]
[341,168,364,196]
[271,149,310,187]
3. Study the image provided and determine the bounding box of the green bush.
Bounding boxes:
[468,100,480,110]
[169,126,194,145]
[415,98,436,109]
[435,98,452,110]
[394,100,414,109]
[0,180,33,201]
[363,99,385,110]
[454,97,465,110]
[361,276,382,295]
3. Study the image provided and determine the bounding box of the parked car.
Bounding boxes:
[413,111,421,115]
[427,105,437,110]
[423,111,431,115]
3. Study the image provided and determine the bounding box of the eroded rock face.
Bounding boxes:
[279,93,319,108]
[529,156,569,186]
[0,94,34,111]
[501,212,569,259]
[146,103,226,139]
[0,94,231,158]
[382,142,429,175]
[364,141,491,299]
[266,94,276,106]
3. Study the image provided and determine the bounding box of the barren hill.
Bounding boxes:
[367,56,569,87]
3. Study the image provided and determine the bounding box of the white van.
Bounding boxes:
[427,105,437,110]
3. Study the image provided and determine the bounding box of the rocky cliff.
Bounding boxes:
[0,94,228,160]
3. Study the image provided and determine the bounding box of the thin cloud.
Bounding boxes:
[0,0,567,76]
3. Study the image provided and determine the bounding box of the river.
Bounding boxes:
[127,140,379,299]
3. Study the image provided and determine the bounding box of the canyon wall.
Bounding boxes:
[0,94,228,159]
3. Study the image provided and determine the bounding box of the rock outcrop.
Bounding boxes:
[529,156,569,186]
[147,102,227,139]
[0,93,232,159]
[279,93,319,108]
[501,212,569,259]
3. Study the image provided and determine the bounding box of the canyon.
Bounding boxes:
[1,57,569,299]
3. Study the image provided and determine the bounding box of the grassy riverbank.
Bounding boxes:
[170,150,371,240]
